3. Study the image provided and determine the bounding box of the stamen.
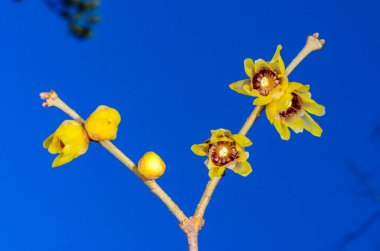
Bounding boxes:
[251,69,281,96]
[219,147,229,157]
[261,77,270,87]
[208,141,239,166]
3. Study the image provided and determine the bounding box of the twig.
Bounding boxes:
[40,91,187,223]
[194,33,326,220]
[194,177,221,218]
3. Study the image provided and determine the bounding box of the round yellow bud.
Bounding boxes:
[85,105,121,141]
[138,152,166,179]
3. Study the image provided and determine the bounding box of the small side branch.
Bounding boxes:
[239,105,265,136]
[194,33,326,220]
[194,178,221,218]
[40,91,187,223]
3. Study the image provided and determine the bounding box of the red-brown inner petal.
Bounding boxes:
[208,141,239,166]
[279,92,303,120]
[251,69,281,96]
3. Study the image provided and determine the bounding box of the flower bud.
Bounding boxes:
[85,105,121,141]
[138,152,166,179]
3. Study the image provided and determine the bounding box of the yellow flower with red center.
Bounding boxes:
[85,105,121,141]
[191,129,253,178]
[266,82,325,140]
[229,45,288,105]
[43,120,90,167]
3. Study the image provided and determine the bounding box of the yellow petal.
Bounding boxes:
[44,134,63,154]
[205,159,215,170]
[300,113,323,137]
[232,161,252,177]
[43,133,54,149]
[285,116,304,133]
[224,130,233,138]
[233,139,243,152]
[245,86,260,97]
[288,82,310,93]
[254,59,270,72]
[302,101,325,116]
[274,119,290,140]
[244,58,255,77]
[253,95,273,105]
[229,79,251,96]
[52,154,74,168]
[277,92,293,111]
[266,103,277,123]
[232,134,252,147]
[44,120,90,167]
[47,136,63,154]
[269,45,286,75]
[56,121,86,144]
[191,143,209,156]
[210,129,233,143]
[208,167,226,178]
[138,152,166,179]
[210,128,228,138]
[237,151,249,162]
[85,105,121,141]
[298,91,312,100]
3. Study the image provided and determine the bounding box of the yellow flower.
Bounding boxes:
[85,105,121,141]
[191,129,253,178]
[229,45,288,105]
[266,82,325,140]
[43,120,90,167]
[138,152,166,179]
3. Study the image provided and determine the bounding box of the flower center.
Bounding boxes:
[251,69,281,96]
[208,141,239,166]
[279,93,303,120]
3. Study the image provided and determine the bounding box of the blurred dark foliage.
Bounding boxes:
[346,158,380,202]
[14,0,101,39]
[336,125,380,250]
[337,208,380,250]
[370,124,380,141]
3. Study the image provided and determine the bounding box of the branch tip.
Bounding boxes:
[307,32,325,51]
[40,90,59,107]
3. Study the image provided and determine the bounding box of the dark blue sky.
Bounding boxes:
[0,0,379,250]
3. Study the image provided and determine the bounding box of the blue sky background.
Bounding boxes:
[0,0,379,250]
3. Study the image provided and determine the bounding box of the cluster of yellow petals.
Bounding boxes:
[43,120,89,167]
[266,82,325,140]
[229,45,288,106]
[43,105,121,167]
[230,45,325,140]
[191,129,253,178]
[85,105,121,141]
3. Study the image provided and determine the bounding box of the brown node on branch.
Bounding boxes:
[180,216,205,234]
